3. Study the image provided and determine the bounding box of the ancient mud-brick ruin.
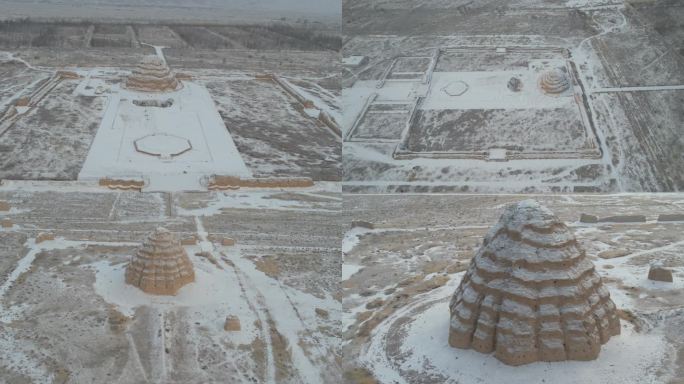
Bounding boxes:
[449,200,620,366]
[539,67,570,95]
[126,55,180,93]
[648,261,673,282]
[507,77,523,92]
[126,227,195,295]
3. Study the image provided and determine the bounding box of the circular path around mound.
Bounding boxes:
[359,274,673,384]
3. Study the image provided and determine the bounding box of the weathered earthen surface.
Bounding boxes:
[1,218,12,228]
[224,315,241,331]
[507,77,522,92]
[449,200,620,366]
[315,308,329,319]
[0,201,10,211]
[648,262,673,282]
[125,227,195,295]
[56,70,81,79]
[125,55,180,93]
[658,214,684,222]
[15,97,30,107]
[208,175,315,190]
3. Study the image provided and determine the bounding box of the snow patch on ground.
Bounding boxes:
[423,67,571,110]
[400,300,669,384]
[342,227,371,254]
[342,263,364,281]
[91,257,246,323]
[360,274,673,384]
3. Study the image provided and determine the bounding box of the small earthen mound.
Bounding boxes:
[36,232,55,243]
[126,227,195,295]
[658,214,684,222]
[126,55,180,93]
[181,235,198,245]
[132,98,173,108]
[15,97,29,107]
[539,67,570,96]
[224,315,241,331]
[315,308,329,319]
[107,306,129,332]
[449,200,620,366]
[507,77,522,92]
[351,220,374,230]
[648,262,673,282]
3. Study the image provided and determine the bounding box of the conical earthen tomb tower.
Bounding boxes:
[126,55,180,93]
[126,227,195,295]
[539,67,570,95]
[449,200,620,366]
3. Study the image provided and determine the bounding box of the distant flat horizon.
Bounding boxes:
[0,0,341,25]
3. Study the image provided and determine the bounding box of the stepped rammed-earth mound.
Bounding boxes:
[126,55,180,93]
[125,227,195,295]
[449,200,620,366]
[539,67,570,96]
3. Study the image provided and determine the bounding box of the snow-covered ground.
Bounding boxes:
[203,76,341,181]
[342,40,609,192]
[422,65,572,110]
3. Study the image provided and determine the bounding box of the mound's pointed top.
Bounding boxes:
[141,55,164,66]
[502,199,555,221]
[484,199,569,249]
[153,226,170,234]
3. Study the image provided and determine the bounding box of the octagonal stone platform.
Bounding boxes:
[134,133,192,159]
[443,81,469,96]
